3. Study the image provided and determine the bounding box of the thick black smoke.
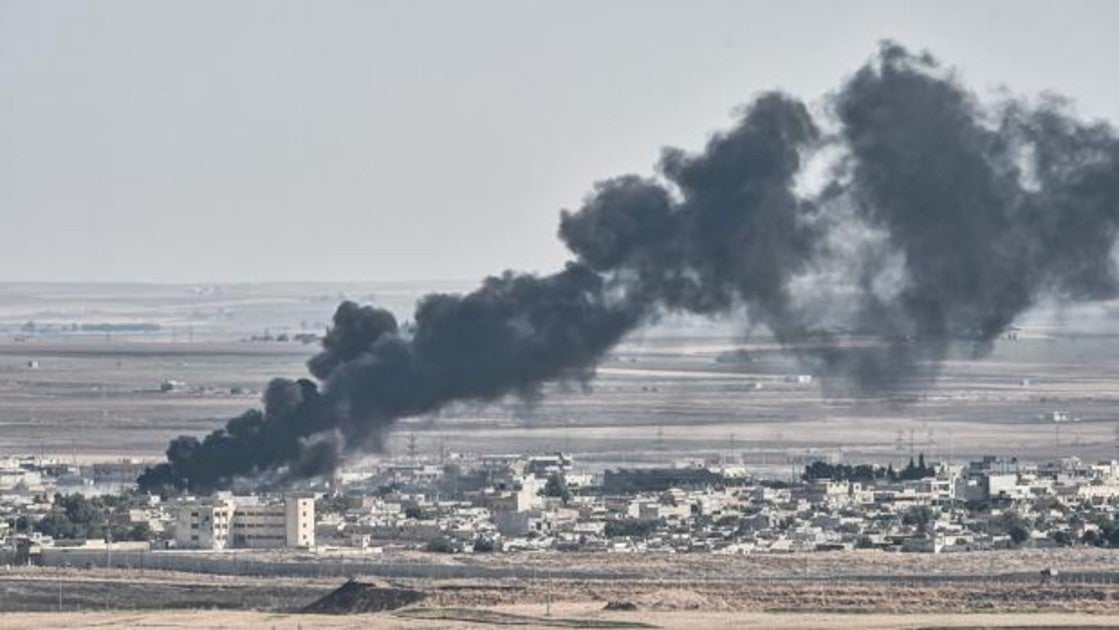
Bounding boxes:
[139,42,1119,493]
[139,265,638,492]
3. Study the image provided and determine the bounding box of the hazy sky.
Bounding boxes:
[2,1,1117,283]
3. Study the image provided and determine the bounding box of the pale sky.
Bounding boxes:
[1,0,1117,283]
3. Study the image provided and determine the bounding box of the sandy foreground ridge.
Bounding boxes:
[3,608,1119,630]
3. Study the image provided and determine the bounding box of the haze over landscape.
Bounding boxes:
[2,1,1118,283]
[3,2,1119,628]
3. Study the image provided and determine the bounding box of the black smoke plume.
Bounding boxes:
[139,42,1119,493]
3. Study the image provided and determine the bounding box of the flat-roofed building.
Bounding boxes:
[174,494,314,550]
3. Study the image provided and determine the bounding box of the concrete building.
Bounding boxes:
[174,494,314,550]
[0,467,42,492]
[954,472,1025,503]
[495,509,557,537]
[175,497,233,549]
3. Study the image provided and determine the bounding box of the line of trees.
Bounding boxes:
[803,454,935,483]
[7,493,152,542]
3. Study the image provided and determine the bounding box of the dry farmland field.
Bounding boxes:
[2,282,1119,471]
[4,551,1119,628]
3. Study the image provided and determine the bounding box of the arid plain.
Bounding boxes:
[1,283,1117,470]
[3,283,1119,628]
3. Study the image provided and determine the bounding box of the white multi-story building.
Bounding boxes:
[174,494,314,550]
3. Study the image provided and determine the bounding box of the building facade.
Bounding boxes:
[174,494,314,550]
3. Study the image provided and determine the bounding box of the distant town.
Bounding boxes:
[3,448,1119,570]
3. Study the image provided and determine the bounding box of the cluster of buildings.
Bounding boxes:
[3,450,1119,562]
[306,452,1119,555]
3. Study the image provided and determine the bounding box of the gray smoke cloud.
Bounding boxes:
[139,42,1119,493]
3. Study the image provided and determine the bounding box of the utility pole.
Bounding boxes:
[407,433,418,461]
[545,571,552,617]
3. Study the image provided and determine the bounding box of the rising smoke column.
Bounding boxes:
[139,265,640,493]
[830,43,1119,373]
[138,42,1119,494]
[559,93,821,321]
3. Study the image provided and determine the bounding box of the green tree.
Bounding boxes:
[425,536,460,553]
[605,519,660,539]
[126,522,154,541]
[902,505,936,533]
[542,473,573,503]
[37,510,80,539]
[472,536,497,553]
[53,493,107,527]
[316,494,352,515]
[1049,530,1073,546]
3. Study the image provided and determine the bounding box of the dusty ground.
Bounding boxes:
[2,281,1119,467]
[2,608,1119,629]
[460,548,1119,580]
[4,558,1119,624]
[22,547,1119,584]
[423,581,1119,614]
[3,332,1119,468]
[0,568,335,613]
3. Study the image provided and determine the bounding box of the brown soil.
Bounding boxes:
[300,579,426,614]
